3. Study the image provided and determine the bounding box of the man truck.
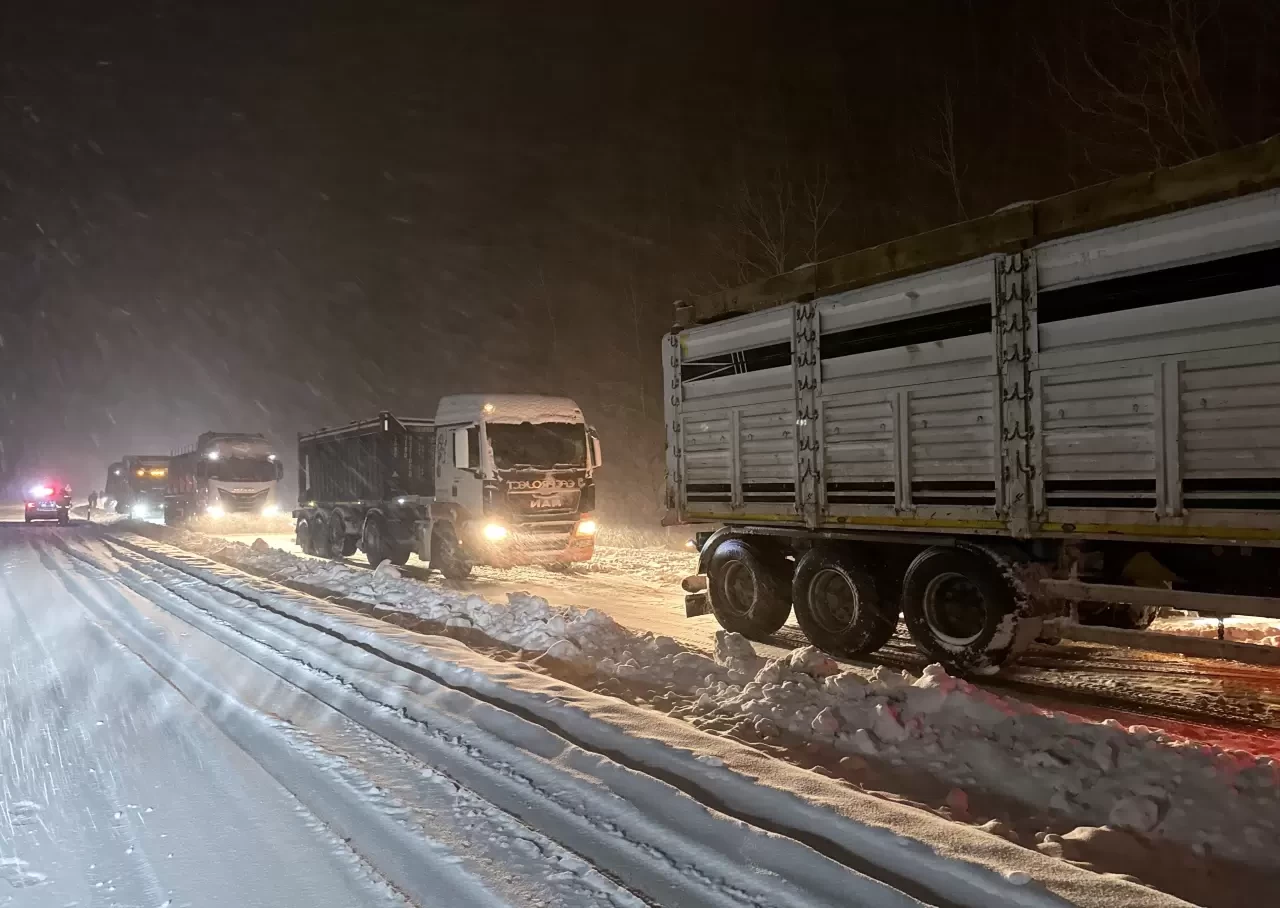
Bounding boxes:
[294,395,602,578]
[164,432,284,525]
[668,134,1280,675]
[106,455,170,518]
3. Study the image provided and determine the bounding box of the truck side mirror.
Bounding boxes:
[453,427,470,470]
[589,428,603,469]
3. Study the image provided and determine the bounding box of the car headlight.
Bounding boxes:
[576,518,598,536]
[261,504,279,517]
[482,522,509,542]
[206,504,225,519]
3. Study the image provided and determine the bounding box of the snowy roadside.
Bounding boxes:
[65,532,1084,908]
[1152,614,1280,648]
[112,523,1280,904]
[76,531,1188,908]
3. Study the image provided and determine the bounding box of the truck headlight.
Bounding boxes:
[576,518,598,536]
[261,504,279,517]
[131,503,149,519]
[206,504,225,519]
[482,522,509,542]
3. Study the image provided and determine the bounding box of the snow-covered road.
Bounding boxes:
[0,520,1196,908]
[0,526,409,907]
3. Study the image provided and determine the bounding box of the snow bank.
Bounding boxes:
[121,526,1280,871]
[1152,614,1280,648]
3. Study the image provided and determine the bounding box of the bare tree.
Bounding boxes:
[711,163,841,285]
[1039,0,1234,168]
[917,81,968,221]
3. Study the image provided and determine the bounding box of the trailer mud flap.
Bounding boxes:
[684,591,710,618]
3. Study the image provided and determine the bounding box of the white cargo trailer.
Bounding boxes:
[667,135,1280,674]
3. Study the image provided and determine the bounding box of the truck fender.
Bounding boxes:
[428,500,462,521]
[695,526,739,577]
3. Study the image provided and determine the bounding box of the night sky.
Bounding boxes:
[3,1,1278,519]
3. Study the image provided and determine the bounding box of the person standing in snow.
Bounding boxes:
[87,489,98,520]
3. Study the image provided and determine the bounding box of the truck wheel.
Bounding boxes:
[362,514,390,567]
[901,547,1031,676]
[310,510,335,558]
[328,511,357,558]
[296,517,315,555]
[431,525,473,581]
[792,547,897,656]
[706,539,791,640]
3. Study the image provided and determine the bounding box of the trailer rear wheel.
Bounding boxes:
[706,539,791,640]
[901,547,1029,675]
[792,548,897,656]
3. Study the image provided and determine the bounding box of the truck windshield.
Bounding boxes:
[487,422,585,470]
[208,458,277,482]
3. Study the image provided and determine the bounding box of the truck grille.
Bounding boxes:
[512,518,576,552]
[218,488,269,512]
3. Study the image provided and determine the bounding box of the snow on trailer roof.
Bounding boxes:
[678,133,1280,327]
[436,394,584,425]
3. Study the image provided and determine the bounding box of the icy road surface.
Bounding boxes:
[0,526,407,908]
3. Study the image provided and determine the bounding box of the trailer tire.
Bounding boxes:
[706,539,791,640]
[901,547,1029,676]
[792,547,897,656]
[296,517,315,555]
[431,524,473,581]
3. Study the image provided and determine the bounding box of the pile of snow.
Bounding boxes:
[1152,614,1280,648]
[130,526,1280,869]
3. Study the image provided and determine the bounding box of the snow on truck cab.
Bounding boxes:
[294,394,602,578]
[667,134,1280,675]
[164,432,284,524]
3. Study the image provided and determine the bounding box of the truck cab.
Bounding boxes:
[165,432,284,524]
[431,394,602,573]
[115,455,170,518]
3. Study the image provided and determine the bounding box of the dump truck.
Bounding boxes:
[106,455,170,518]
[164,432,284,525]
[294,395,603,578]
[668,134,1280,674]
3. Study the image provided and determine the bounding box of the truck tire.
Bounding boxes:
[295,517,314,555]
[328,511,357,558]
[310,510,335,558]
[431,525,473,581]
[706,539,791,640]
[902,547,1033,676]
[792,547,897,656]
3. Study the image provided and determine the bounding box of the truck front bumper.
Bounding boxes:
[475,534,595,568]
